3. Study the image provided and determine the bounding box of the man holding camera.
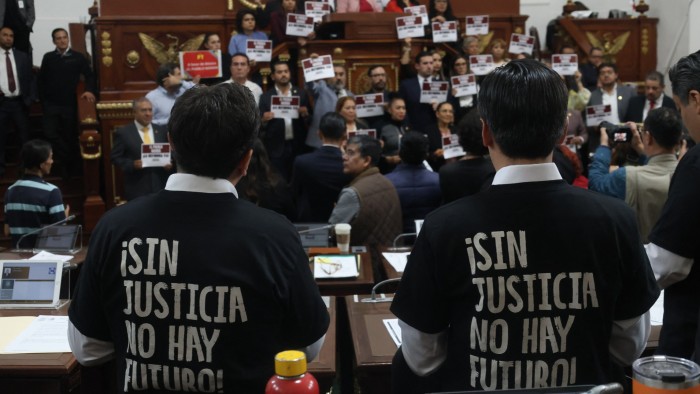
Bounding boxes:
[588,107,682,242]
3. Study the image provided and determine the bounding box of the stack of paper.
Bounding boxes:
[382,252,410,273]
[313,255,359,279]
[383,319,402,347]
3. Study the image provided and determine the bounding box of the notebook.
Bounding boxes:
[0,260,64,308]
[34,225,80,253]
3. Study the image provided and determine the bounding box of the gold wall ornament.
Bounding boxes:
[102,56,113,67]
[81,116,98,125]
[228,0,234,11]
[239,0,261,10]
[641,28,649,55]
[139,33,205,65]
[97,101,133,110]
[514,27,523,34]
[586,31,631,62]
[333,47,343,55]
[102,48,112,56]
[101,31,113,67]
[279,53,291,62]
[126,50,140,68]
[101,31,110,40]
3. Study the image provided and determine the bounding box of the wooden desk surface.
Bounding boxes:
[345,294,397,394]
[0,249,88,266]
[310,248,375,296]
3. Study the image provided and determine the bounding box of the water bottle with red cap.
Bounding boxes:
[265,350,319,394]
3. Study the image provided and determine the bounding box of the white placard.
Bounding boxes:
[442,134,466,159]
[305,1,331,23]
[348,129,377,139]
[313,255,359,278]
[466,15,489,36]
[404,5,429,26]
[508,33,535,55]
[246,40,273,62]
[286,13,315,37]
[301,55,335,82]
[451,74,477,97]
[552,54,579,76]
[585,104,615,127]
[469,55,495,76]
[396,16,425,39]
[383,319,402,347]
[420,81,449,104]
[141,143,171,167]
[355,93,385,118]
[271,95,300,119]
[432,21,458,43]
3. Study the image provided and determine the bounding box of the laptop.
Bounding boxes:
[294,223,331,248]
[34,224,81,253]
[0,260,64,308]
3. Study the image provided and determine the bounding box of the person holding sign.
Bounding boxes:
[69,83,329,393]
[425,101,455,170]
[110,97,172,201]
[336,0,382,12]
[377,94,412,173]
[428,0,456,23]
[391,59,659,393]
[489,38,509,67]
[228,9,268,57]
[198,33,231,86]
[384,0,419,13]
[336,97,369,132]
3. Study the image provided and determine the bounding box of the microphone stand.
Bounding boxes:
[14,215,76,252]
[388,233,416,252]
[297,224,335,234]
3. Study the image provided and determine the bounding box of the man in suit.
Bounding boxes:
[361,65,393,129]
[306,59,353,149]
[111,97,172,201]
[624,71,676,123]
[291,112,352,222]
[0,0,34,56]
[580,47,603,91]
[399,51,438,133]
[0,26,33,176]
[587,63,636,124]
[259,59,311,181]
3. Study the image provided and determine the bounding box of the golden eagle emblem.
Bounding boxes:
[585,31,631,63]
[478,32,495,54]
[138,33,205,65]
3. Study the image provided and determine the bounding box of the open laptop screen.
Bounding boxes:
[34,225,79,252]
[294,223,331,248]
[0,261,62,307]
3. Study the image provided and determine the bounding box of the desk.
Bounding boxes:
[345,294,397,394]
[310,248,375,296]
[0,304,80,394]
[308,296,337,394]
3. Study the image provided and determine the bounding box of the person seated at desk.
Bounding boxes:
[329,135,401,248]
[4,139,68,249]
[336,0,382,12]
[391,59,659,393]
[68,83,329,393]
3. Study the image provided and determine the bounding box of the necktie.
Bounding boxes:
[649,100,655,110]
[141,127,152,144]
[6,51,16,93]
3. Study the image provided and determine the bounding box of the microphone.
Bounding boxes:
[389,233,416,251]
[297,224,335,234]
[361,278,401,303]
[15,215,76,251]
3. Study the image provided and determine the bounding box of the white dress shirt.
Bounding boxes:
[601,84,621,124]
[0,48,20,97]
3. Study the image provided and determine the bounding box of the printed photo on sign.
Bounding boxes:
[420,81,449,104]
[404,5,429,26]
[141,143,172,167]
[301,55,335,82]
[552,54,578,76]
[355,93,385,118]
[432,21,458,43]
[271,96,300,119]
[396,16,425,39]
[469,55,495,76]
[179,50,222,79]
[508,33,535,55]
[466,15,489,36]
[286,13,315,37]
[451,74,477,97]
[442,134,465,159]
[246,40,272,62]
[305,1,331,23]
[348,129,377,139]
[585,104,614,127]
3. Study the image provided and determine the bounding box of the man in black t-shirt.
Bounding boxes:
[646,50,700,362]
[68,83,329,393]
[391,59,659,393]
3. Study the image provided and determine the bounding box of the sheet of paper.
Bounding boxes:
[384,318,402,347]
[3,315,71,353]
[508,33,535,55]
[420,81,449,104]
[469,55,495,76]
[141,143,171,167]
[585,104,614,127]
[0,316,36,354]
[271,95,300,119]
[650,290,664,326]
[301,55,335,83]
[286,13,315,37]
[313,255,359,279]
[30,251,73,263]
[382,252,410,273]
[355,93,385,118]
[396,16,425,39]
[432,21,458,43]
[404,5,429,26]
[246,40,272,62]
[466,15,489,36]
[442,134,466,159]
[451,74,477,97]
[552,54,578,76]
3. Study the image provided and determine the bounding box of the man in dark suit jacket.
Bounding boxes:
[399,51,440,134]
[259,60,311,181]
[111,98,172,201]
[586,63,636,151]
[291,112,352,222]
[624,71,677,123]
[0,0,34,55]
[0,26,33,175]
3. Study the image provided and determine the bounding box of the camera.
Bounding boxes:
[599,121,632,144]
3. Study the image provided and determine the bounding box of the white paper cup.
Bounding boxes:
[335,223,351,254]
